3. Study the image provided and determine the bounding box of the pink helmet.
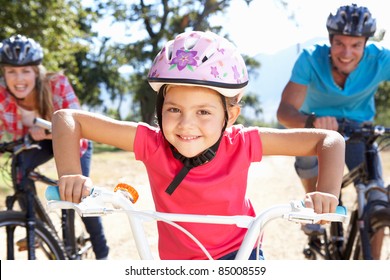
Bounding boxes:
[148,31,248,100]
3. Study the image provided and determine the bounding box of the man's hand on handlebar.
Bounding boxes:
[311,116,339,131]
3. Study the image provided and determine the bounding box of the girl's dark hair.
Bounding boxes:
[154,85,241,134]
[155,84,166,133]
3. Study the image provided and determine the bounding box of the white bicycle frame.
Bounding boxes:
[45,186,347,260]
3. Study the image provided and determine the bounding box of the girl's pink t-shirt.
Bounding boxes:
[134,123,263,260]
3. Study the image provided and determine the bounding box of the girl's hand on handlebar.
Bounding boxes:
[304,191,339,224]
[58,175,93,203]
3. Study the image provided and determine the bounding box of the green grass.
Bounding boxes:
[92,142,121,153]
[0,155,12,188]
[0,167,13,199]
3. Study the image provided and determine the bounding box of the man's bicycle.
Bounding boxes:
[303,123,390,260]
[45,184,347,260]
[0,118,92,260]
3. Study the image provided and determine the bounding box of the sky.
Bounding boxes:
[222,0,390,56]
[84,0,390,57]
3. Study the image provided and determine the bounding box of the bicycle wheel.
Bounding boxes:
[367,207,390,260]
[0,211,66,259]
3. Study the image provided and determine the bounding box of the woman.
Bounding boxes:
[0,34,109,260]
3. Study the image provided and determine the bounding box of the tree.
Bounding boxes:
[76,38,131,120]
[93,0,259,125]
[0,0,98,104]
[375,82,390,126]
[372,31,390,126]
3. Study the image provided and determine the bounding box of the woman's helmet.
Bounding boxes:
[0,34,43,66]
[326,4,376,37]
[148,31,248,101]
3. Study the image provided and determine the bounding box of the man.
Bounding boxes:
[276,4,390,259]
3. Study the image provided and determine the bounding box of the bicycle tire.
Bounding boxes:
[366,207,390,260]
[0,210,66,260]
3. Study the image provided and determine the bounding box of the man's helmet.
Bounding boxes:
[148,31,248,101]
[326,4,376,37]
[0,34,43,66]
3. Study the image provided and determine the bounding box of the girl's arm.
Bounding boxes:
[52,109,138,202]
[258,127,345,214]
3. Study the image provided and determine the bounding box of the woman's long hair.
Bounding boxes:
[34,65,57,121]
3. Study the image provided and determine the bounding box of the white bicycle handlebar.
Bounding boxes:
[33,117,52,133]
[45,186,347,260]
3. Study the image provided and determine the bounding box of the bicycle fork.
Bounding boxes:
[5,188,37,259]
[355,183,374,259]
[5,195,17,259]
[26,190,37,259]
[61,209,79,259]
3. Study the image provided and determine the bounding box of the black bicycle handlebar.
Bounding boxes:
[342,123,390,136]
[0,118,52,154]
[340,124,390,146]
[0,137,29,154]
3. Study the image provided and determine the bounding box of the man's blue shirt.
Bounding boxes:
[290,43,390,122]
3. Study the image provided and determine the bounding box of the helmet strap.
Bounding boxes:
[165,136,222,195]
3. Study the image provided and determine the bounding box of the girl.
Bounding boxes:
[52,31,345,260]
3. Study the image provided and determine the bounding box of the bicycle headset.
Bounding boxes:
[147,31,249,195]
[326,4,376,37]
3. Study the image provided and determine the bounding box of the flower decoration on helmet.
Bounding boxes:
[148,31,248,100]
[169,49,198,71]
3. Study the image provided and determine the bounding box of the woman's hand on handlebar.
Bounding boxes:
[58,175,93,203]
[29,125,51,141]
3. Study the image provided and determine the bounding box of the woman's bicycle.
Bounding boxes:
[302,123,390,260]
[0,118,92,260]
[45,184,347,260]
